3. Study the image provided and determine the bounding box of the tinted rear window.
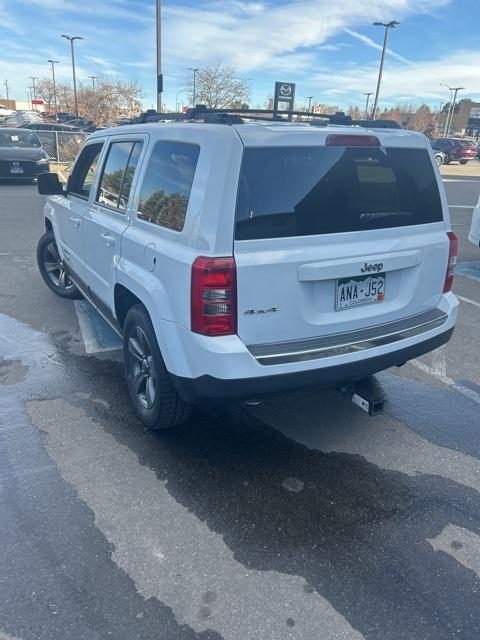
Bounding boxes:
[235,146,443,240]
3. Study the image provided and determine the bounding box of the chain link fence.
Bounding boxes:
[35,130,87,163]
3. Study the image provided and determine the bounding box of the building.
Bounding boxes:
[437,99,480,137]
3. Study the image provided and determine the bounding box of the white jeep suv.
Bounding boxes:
[37,114,458,430]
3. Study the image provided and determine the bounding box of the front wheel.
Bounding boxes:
[123,305,192,430]
[459,159,468,165]
[36,231,82,299]
[435,154,443,166]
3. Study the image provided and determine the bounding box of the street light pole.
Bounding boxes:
[30,77,38,109]
[88,76,97,91]
[188,67,199,107]
[371,20,399,119]
[156,0,162,112]
[363,92,373,118]
[62,34,83,120]
[440,84,454,136]
[306,96,314,112]
[4,80,9,101]
[48,60,59,119]
[446,86,465,137]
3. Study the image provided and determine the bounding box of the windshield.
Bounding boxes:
[0,130,41,148]
[235,146,443,240]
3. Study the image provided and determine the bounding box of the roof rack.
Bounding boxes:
[134,106,402,129]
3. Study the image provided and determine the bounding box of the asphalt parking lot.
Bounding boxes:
[0,178,479,640]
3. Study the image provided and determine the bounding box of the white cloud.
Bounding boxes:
[162,0,450,71]
[0,1,23,34]
[343,29,411,64]
[309,50,480,107]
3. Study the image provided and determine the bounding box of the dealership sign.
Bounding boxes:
[273,82,296,118]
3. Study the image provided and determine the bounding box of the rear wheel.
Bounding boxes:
[36,231,82,299]
[123,304,192,430]
[435,154,443,166]
[459,159,468,165]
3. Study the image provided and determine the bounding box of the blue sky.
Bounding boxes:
[2,0,480,112]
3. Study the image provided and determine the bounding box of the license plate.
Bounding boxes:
[336,273,385,310]
[10,164,23,174]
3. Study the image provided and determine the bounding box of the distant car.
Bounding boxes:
[431,138,477,164]
[0,127,49,181]
[22,122,81,132]
[0,105,14,120]
[469,195,480,248]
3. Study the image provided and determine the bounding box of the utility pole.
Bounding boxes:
[363,92,373,118]
[4,80,9,101]
[48,60,59,118]
[188,67,199,107]
[62,34,83,120]
[156,0,162,112]
[371,20,399,119]
[88,76,97,91]
[446,87,464,137]
[440,84,454,136]
[306,96,314,112]
[30,77,38,109]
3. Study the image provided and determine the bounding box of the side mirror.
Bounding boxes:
[38,172,65,196]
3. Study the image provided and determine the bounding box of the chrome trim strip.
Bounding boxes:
[248,308,448,366]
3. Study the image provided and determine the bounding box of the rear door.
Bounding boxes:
[234,136,449,345]
[82,136,145,314]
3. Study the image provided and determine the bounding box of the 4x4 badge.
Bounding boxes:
[244,307,278,315]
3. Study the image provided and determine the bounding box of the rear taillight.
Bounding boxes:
[325,134,380,147]
[191,257,237,336]
[443,231,458,293]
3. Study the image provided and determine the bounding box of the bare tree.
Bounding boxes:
[189,64,250,109]
[34,77,143,125]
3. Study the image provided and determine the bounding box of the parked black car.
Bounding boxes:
[431,138,477,164]
[0,128,49,181]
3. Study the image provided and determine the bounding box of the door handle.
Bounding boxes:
[100,232,115,246]
[70,216,81,226]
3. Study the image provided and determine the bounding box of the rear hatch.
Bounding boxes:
[233,129,449,346]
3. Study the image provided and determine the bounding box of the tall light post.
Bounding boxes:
[188,67,199,107]
[371,20,399,119]
[48,60,59,119]
[156,0,162,112]
[363,92,373,118]
[440,83,454,136]
[305,96,314,112]
[62,34,83,120]
[4,80,9,101]
[88,75,97,91]
[30,77,38,109]
[175,89,185,112]
[446,86,464,137]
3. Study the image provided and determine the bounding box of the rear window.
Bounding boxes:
[235,146,443,240]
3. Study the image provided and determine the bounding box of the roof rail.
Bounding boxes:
[134,107,402,129]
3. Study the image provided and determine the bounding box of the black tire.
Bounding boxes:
[435,154,443,166]
[123,304,192,430]
[36,231,82,299]
[459,159,468,165]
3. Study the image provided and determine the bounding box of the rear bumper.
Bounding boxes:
[171,327,454,402]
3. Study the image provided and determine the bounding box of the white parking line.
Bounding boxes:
[443,179,480,183]
[411,357,480,406]
[448,205,474,209]
[457,295,480,309]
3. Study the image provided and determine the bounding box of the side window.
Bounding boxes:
[137,141,200,231]
[96,141,142,211]
[68,143,103,198]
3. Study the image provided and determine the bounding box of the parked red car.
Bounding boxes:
[431,138,478,164]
